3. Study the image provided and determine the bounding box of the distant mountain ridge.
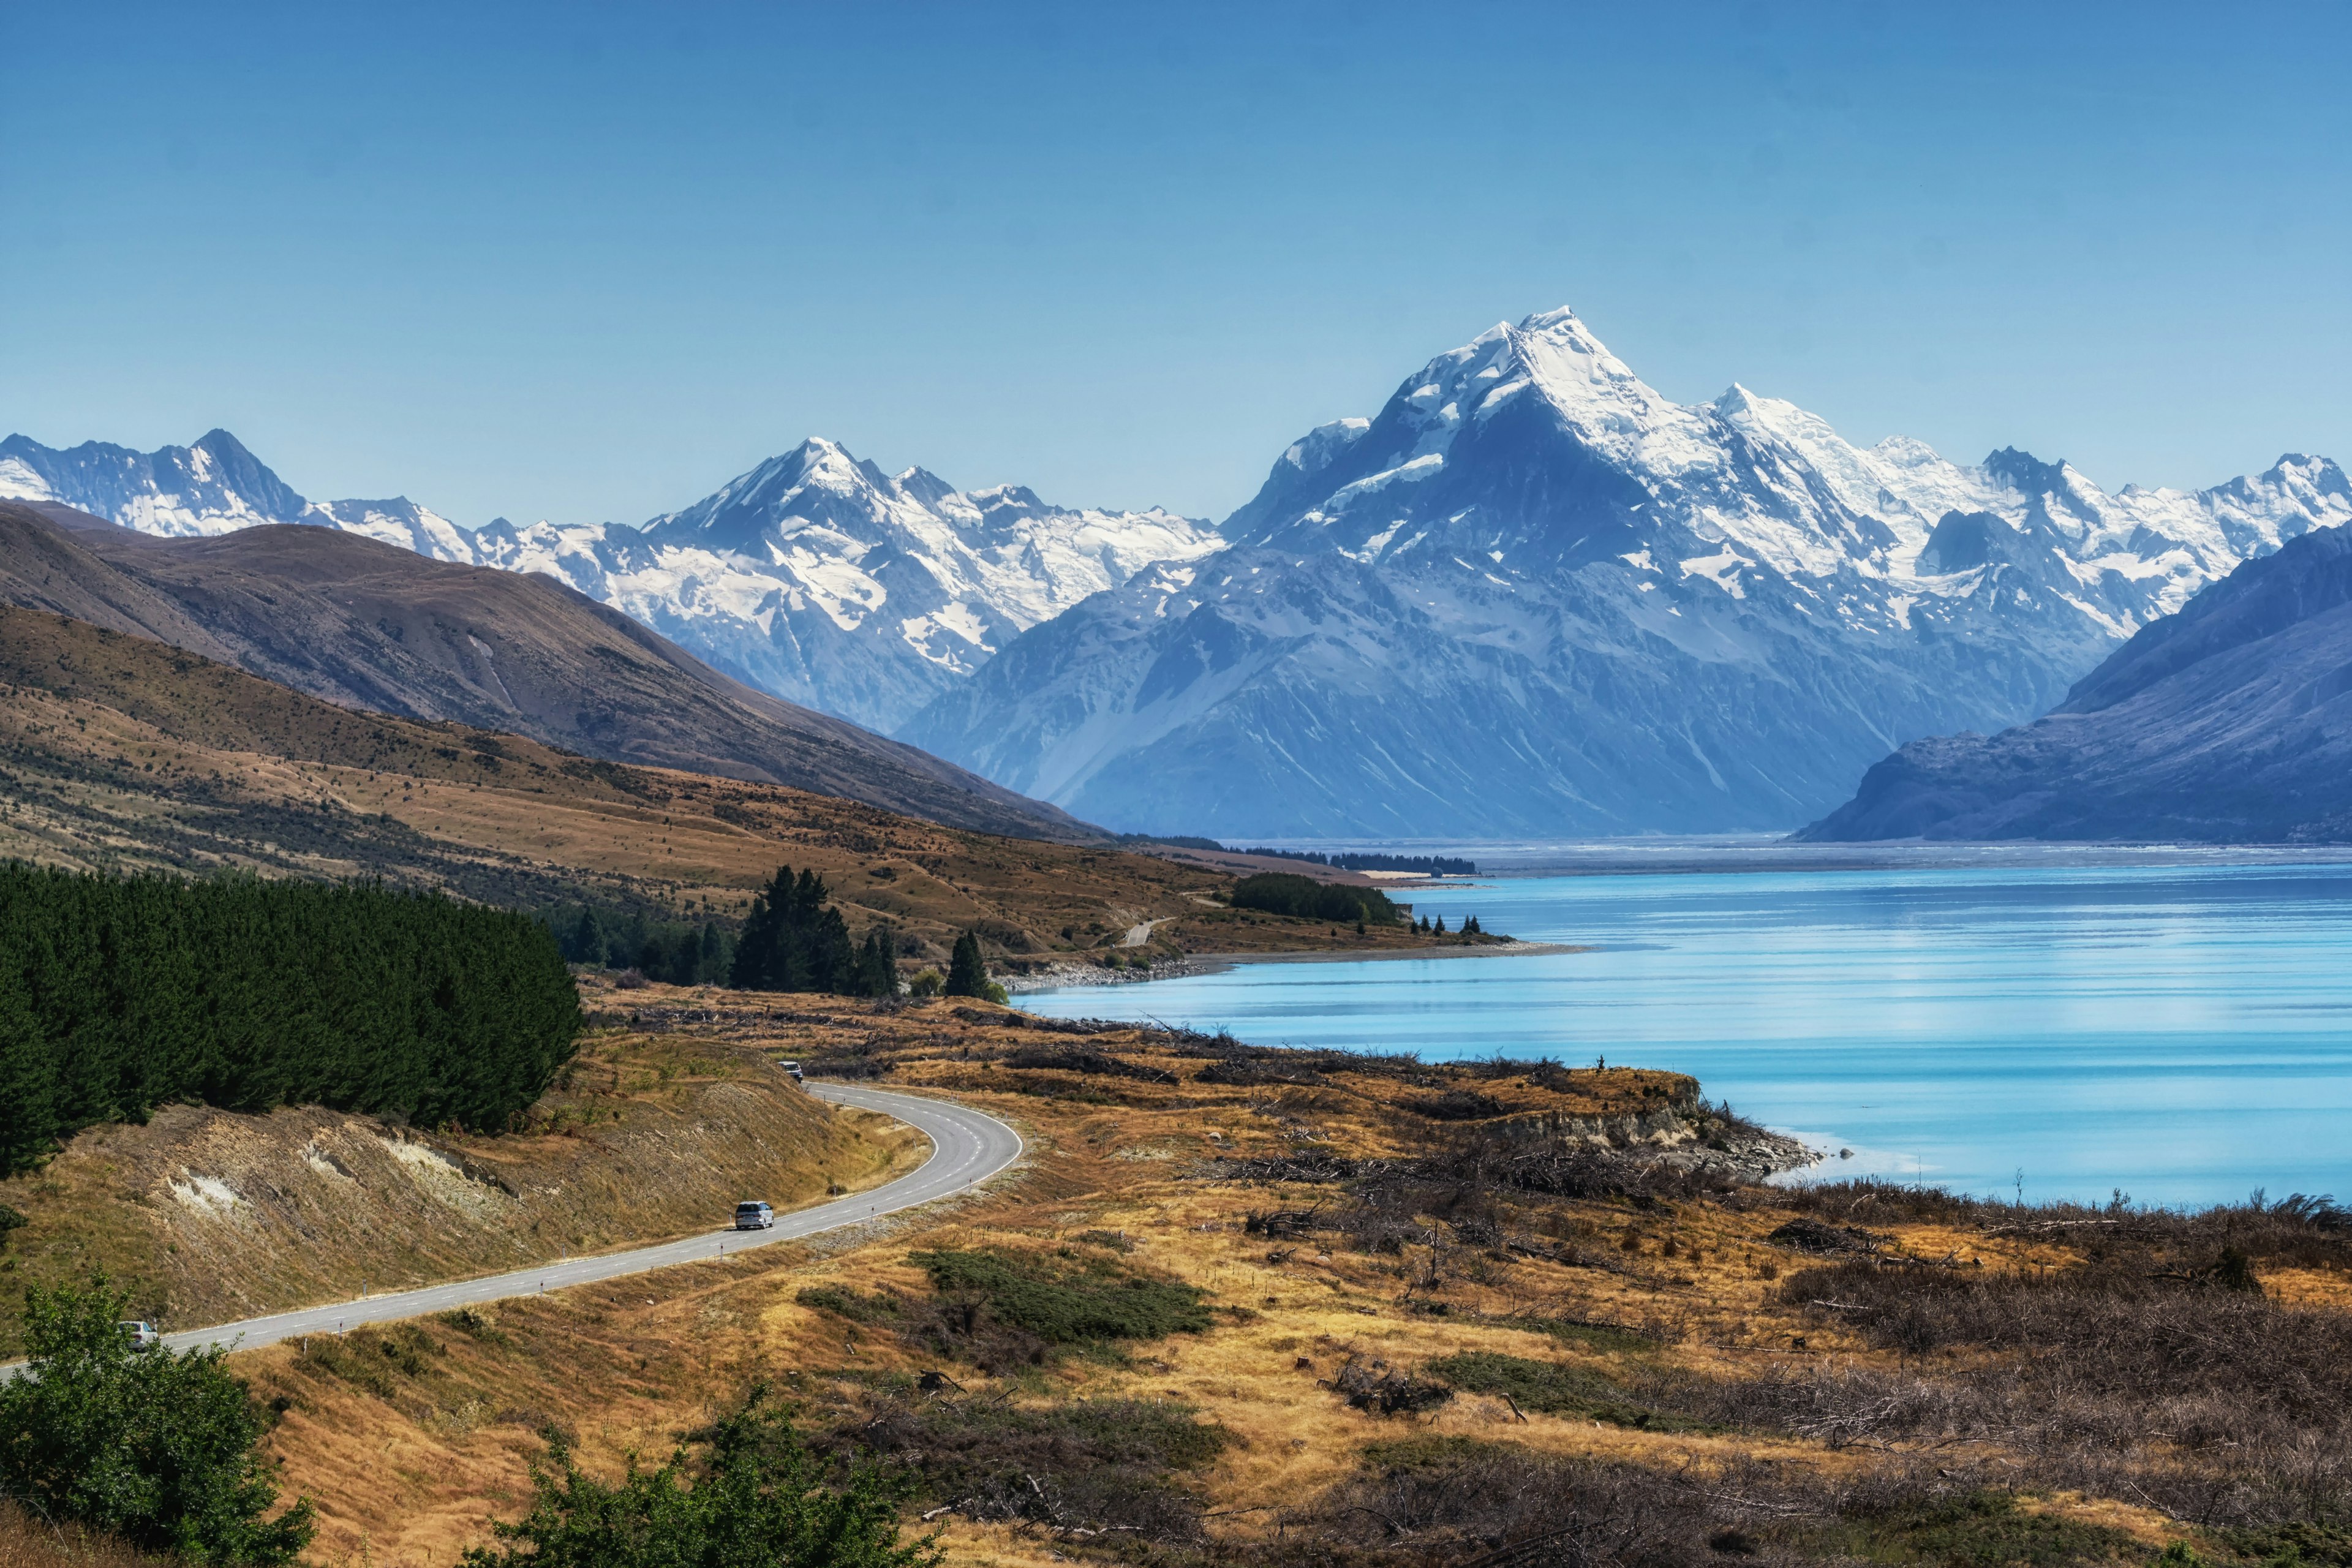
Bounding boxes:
[1800,521,2352,843]
[14,309,2348,839]
[0,429,1222,733]
[901,307,2350,835]
[0,500,1097,842]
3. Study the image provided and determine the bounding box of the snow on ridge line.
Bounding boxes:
[0,428,1227,734]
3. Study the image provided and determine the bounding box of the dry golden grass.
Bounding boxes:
[0,1027,915,1356]
[197,993,1844,1564]
[0,1507,161,1568]
[22,990,2334,1565]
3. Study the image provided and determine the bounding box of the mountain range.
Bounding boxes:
[0,501,1090,842]
[0,431,1222,733]
[1801,519,2352,843]
[10,307,2346,837]
[903,309,2350,834]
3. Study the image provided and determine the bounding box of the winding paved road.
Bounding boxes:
[2,1084,1020,1377]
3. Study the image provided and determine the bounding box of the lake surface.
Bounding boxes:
[1021,856,2352,1207]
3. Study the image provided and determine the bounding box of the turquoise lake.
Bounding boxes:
[1020,856,2352,1207]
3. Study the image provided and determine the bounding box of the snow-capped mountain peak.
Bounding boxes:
[2,428,1225,734]
[902,304,2351,839]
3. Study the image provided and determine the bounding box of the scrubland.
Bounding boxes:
[13,990,2329,1568]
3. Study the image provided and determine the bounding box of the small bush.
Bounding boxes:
[437,1308,510,1348]
[1326,1357,1454,1417]
[908,1248,1211,1349]
[1409,1089,1506,1121]
[795,1286,903,1325]
[0,1275,315,1564]
[1427,1350,1702,1431]
[462,1385,933,1568]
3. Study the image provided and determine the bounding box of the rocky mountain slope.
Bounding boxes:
[0,429,1221,732]
[0,502,1093,841]
[1801,522,2352,842]
[902,307,2350,835]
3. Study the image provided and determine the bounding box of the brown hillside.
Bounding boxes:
[0,1024,917,1359]
[0,502,1089,841]
[0,605,1480,967]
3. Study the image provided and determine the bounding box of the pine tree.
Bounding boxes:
[564,908,604,966]
[853,926,897,998]
[1433,914,1447,934]
[944,930,988,998]
[729,867,855,995]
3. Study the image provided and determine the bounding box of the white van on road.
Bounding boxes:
[733,1201,775,1231]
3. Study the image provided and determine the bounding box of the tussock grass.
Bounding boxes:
[0,1505,165,1568]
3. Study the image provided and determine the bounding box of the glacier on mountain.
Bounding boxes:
[899,307,2350,836]
[0,429,1223,733]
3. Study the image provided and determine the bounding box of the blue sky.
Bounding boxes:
[5,2,2347,526]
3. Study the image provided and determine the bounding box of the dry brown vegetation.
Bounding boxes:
[0,605,1483,973]
[40,989,2316,1568]
[7,984,2348,1568]
[0,1027,916,1357]
[0,1505,164,1568]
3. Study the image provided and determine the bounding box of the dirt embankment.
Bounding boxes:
[0,1030,915,1354]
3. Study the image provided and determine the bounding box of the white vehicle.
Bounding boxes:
[119,1320,161,1351]
[778,1059,804,1083]
[733,1201,775,1231]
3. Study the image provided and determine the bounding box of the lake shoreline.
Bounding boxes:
[1004,940,1587,993]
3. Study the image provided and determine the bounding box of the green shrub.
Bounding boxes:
[0,865,581,1174]
[795,1286,903,1324]
[1830,1490,2144,1568]
[1425,1350,1701,1431]
[0,1274,315,1564]
[1229,873,1399,925]
[2217,1523,2352,1566]
[909,1248,1211,1345]
[461,1385,933,1568]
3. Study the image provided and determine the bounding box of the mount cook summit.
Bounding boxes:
[9,306,2343,836]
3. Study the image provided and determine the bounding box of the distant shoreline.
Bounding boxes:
[1005,940,1586,994]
